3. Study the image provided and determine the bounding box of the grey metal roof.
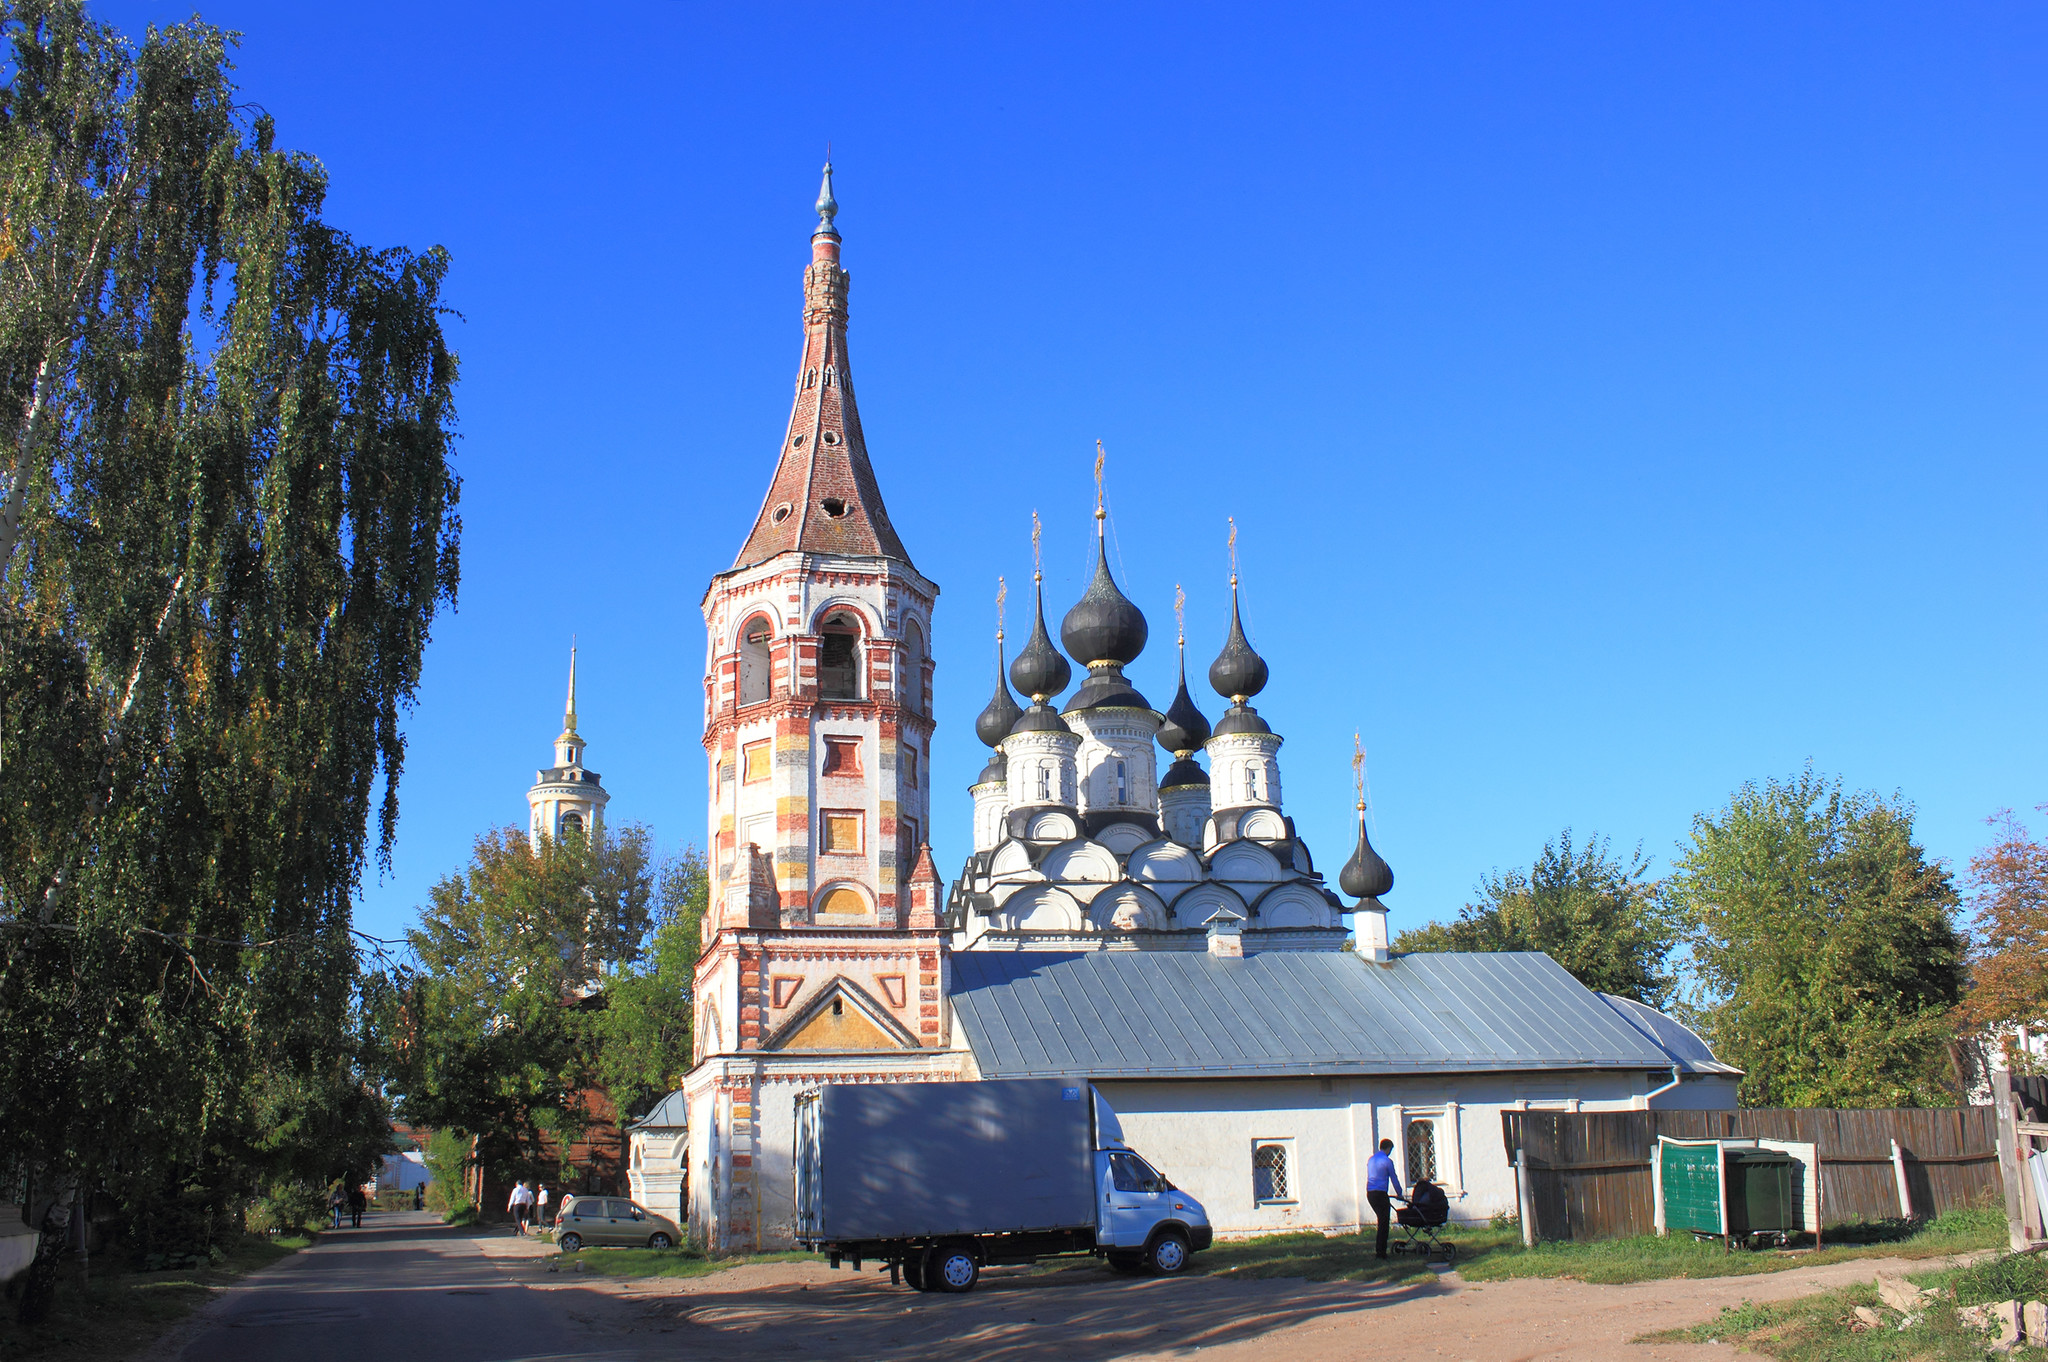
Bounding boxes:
[949,950,1677,1079]
[627,1089,689,1131]
[1596,993,1744,1076]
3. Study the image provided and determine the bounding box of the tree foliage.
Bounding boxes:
[1955,806,2048,1074]
[1668,769,1966,1108]
[0,0,457,1273]
[383,825,701,1178]
[1395,830,1677,1006]
[586,849,708,1117]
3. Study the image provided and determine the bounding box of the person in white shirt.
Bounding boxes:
[507,1181,535,1235]
[535,1184,550,1231]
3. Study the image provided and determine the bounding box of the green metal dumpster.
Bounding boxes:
[1726,1150,1795,1245]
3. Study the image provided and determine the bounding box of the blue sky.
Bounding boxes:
[98,2,2048,946]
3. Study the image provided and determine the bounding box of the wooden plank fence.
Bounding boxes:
[1501,1107,2002,1243]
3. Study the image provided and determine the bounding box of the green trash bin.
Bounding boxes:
[1726,1150,1795,1246]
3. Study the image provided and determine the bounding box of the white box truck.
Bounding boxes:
[793,1078,1212,1293]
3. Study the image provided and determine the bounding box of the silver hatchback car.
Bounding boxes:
[555,1196,680,1252]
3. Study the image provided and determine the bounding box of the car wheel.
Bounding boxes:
[1146,1229,1191,1276]
[649,1233,673,1250]
[558,1232,582,1253]
[902,1255,928,1291]
[930,1245,979,1294]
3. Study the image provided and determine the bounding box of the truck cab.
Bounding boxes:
[1096,1146,1214,1273]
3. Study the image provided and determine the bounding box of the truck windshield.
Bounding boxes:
[1108,1152,1173,1193]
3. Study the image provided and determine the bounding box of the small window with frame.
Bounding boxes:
[902,745,918,789]
[1252,1139,1294,1205]
[821,737,862,776]
[1406,1119,1438,1183]
[822,810,863,854]
[742,740,771,784]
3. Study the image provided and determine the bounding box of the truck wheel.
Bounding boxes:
[1145,1229,1191,1276]
[929,1246,979,1294]
[902,1255,928,1291]
[557,1232,581,1253]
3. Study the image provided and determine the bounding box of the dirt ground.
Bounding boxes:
[488,1242,1987,1361]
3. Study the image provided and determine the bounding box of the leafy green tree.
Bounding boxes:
[585,849,709,1117]
[386,825,669,1179]
[0,0,457,1290]
[1396,830,1677,1006]
[1668,769,1966,1108]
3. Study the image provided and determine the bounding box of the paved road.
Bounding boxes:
[164,1211,635,1362]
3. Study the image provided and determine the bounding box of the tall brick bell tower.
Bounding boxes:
[682,165,971,1253]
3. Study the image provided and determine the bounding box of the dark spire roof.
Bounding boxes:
[1208,577,1269,703]
[1061,529,1148,668]
[731,165,912,571]
[975,634,1024,747]
[1211,702,1271,737]
[1009,575,1072,703]
[1156,638,1211,756]
[1010,700,1073,735]
[1338,806,1395,900]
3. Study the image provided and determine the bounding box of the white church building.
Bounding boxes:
[621,167,1737,1250]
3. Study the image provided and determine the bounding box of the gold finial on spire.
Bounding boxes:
[1352,731,1367,811]
[1174,583,1186,649]
[1227,516,1240,588]
[1031,510,1043,582]
[563,637,580,736]
[1094,439,1107,528]
[996,575,1007,641]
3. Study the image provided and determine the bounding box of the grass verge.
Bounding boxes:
[1197,1205,2007,1287]
[1638,1246,2047,1362]
[570,1246,815,1279]
[0,1233,309,1362]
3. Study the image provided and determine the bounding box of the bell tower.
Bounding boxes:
[528,644,608,844]
[685,165,968,1255]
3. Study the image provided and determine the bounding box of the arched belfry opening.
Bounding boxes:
[818,610,862,700]
[901,618,926,714]
[738,614,773,706]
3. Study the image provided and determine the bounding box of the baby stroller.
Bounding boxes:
[1392,1179,1456,1264]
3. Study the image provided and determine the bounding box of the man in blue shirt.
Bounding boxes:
[1365,1138,1403,1259]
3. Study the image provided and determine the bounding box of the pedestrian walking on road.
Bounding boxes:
[1365,1138,1403,1259]
[414,1186,424,1212]
[329,1183,347,1230]
[535,1184,549,1231]
[348,1184,366,1229]
[508,1181,534,1235]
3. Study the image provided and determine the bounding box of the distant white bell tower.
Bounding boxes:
[528,644,609,844]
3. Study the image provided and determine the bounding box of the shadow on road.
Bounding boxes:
[613,1261,1445,1361]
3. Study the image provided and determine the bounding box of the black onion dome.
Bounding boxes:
[1063,665,1150,714]
[1009,580,1072,701]
[976,750,1008,786]
[1338,811,1395,900]
[1159,755,1210,790]
[975,640,1025,747]
[1208,587,1269,702]
[1009,700,1072,735]
[1156,651,1211,755]
[1061,534,1148,666]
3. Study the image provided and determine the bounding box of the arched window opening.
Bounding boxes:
[1116,760,1128,804]
[1245,765,1260,802]
[560,811,584,835]
[818,611,861,700]
[901,620,926,715]
[1406,1120,1438,1183]
[738,615,773,706]
[1037,764,1052,802]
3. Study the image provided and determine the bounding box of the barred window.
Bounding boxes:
[1252,1142,1291,1204]
[1407,1119,1438,1183]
